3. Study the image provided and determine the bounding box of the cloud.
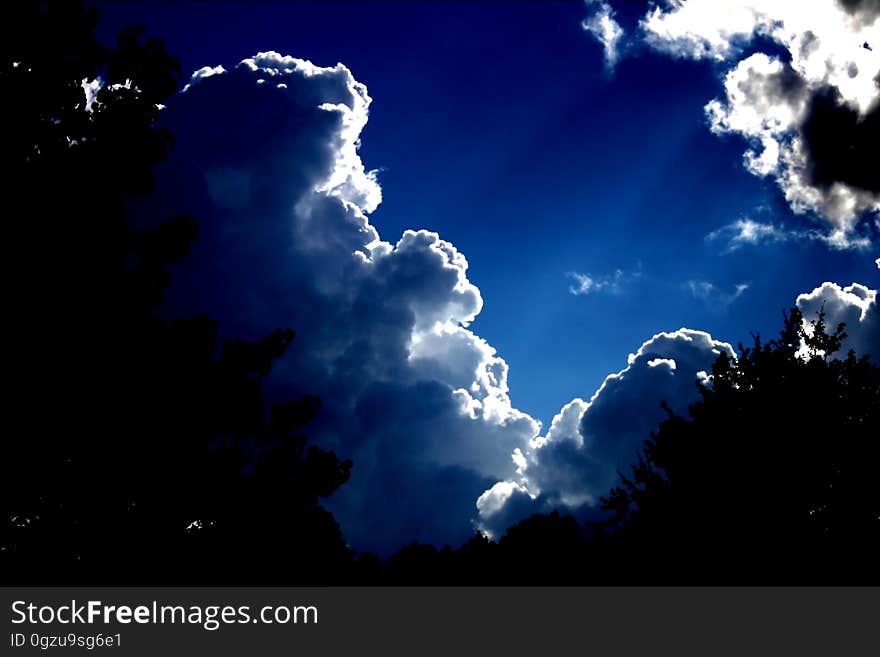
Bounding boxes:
[478,328,736,536]
[796,281,879,360]
[837,0,880,21]
[706,218,789,251]
[706,216,875,251]
[141,48,878,555]
[582,1,626,70]
[687,279,750,309]
[138,52,542,555]
[628,0,880,246]
[478,277,878,537]
[566,268,637,295]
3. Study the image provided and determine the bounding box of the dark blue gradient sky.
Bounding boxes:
[88,1,879,552]
[96,1,876,425]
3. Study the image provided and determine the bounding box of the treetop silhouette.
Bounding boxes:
[2,1,354,584]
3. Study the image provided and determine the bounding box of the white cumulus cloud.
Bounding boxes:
[614,0,880,247]
[141,52,541,555]
[797,280,879,359]
[144,47,879,555]
[479,275,878,539]
[478,328,736,537]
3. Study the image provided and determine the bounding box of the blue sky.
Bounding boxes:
[97,1,876,423]
[95,1,879,552]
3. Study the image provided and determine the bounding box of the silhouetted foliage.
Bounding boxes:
[375,512,591,585]
[597,307,880,583]
[375,308,878,585]
[4,1,877,587]
[2,1,353,584]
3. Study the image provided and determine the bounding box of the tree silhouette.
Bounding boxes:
[376,307,879,585]
[597,307,880,583]
[2,1,353,584]
[4,2,877,587]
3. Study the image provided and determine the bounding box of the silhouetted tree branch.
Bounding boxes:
[595,307,879,583]
[2,1,354,584]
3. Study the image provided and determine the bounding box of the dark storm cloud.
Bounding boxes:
[143,48,878,551]
[146,50,752,551]
[801,86,880,194]
[141,53,540,554]
[476,485,556,539]
[838,0,880,20]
